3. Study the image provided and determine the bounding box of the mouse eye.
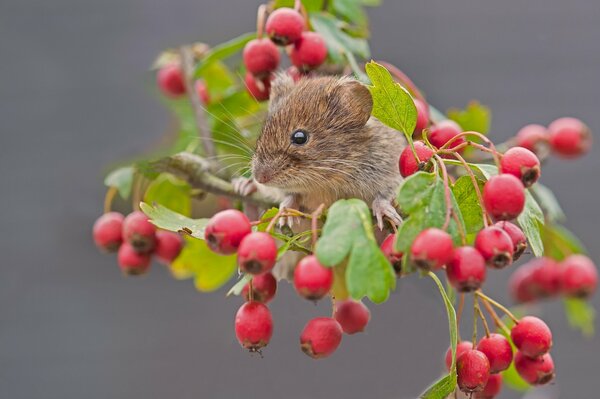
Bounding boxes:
[291,130,309,145]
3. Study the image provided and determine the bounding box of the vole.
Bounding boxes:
[234,74,405,229]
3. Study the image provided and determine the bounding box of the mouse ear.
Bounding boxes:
[268,72,295,112]
[332,77,373,129]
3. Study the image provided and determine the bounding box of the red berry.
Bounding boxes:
[474,373,503,399]
[474,226,514,269]
[195,80,210,104]
[204,209,252,255]
[548,117,592,158]
[509,265,537,303]
[265,8,305,46]
[500,147,541,187]
[477,333,513,373]
[117,242,151,275]
[290,31,328,71]
[483,174,526,221]
[234,301,273,352]
[399,141,434,177]
[445,341,473,371]
[157,64,186,97]
[410,228,454,271]
[286,66,305,82]
[300,317,343,359]
[457,349,491,393]
[528,257,561,298]
[495,221,527,261]
[381,233,403,275]
[243,38,280,77]
[334,300,371,334]
[429,120,464,150]
[560,254,598,298]
[237,232,277,275]
[93,212,124,252]
[446,246,487,292]
[413,99,430,134]
[155,231,183,264]
[123,211,157,253]
[242,272,277,303]
[293,255,333,300]
[514,351,555,385]
[245,72,271,102]
[515,124,548,154]
[511,316,553,358]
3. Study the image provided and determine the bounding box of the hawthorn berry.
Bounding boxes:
[245,72,271,102]
[474,373,503,399]
[515,124,548,154]
[413,99,430,134]
[457,349,491,393]
[300,317,343,359]
[117,242,151,275]
[514,352,555,385]
[293,255,333,301]
[428,120,463,150]
[157,64,186,97]
[237,232,278,275]
[122,211,157,253]
[511,316,553,358]
[476,333,513,373]
[495,221,527,261]
[155,231,183,264]
[509,265,537,303]
[243,38,280,77]
[290,31,328,71]
[242,272,277,303]
[474,226,514,269]
[445,341,474,371]
[410,228,454,271]
[234,301,273,352]
[334,300,371,334]
[500,147,541,187]
[380,233,403,274]
[483,174,526,220]
[93,212,124,252]
[528,257,561,298]
[204,209,252,255]
[265,7,305,46]
[548,117,592,158]
[559,254,598,298]
[195,80,210,104]
[398,141,434,177]
[446,246,487,293]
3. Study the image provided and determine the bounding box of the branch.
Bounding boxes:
[152,152,275,207]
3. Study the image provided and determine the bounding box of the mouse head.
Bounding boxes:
[252,74,373,192]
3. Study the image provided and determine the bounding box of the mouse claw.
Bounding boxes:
[232,177,257,197]
[277,195,301,230]
[372,198,403,230]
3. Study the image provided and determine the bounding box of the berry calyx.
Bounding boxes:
[117,242,151,275]
[410,228,454,271]
[204,209,252,255]
[474,373,503,399]
[474,226,514,269]
[514,352,555,385]
[122,211,157,253]
[195,80,210,104]
[237,232,278,275]
[445,341,474,371]
[380,233,403,275]
[483,174,526,221]
[300,317,343,359]
[243,38,280,77]
[446,246,487,292]
[500,147,541,187]
[245,72,272,101]
[399,141,434,177]
[155,231,183,264]
[548,117,592,158]
[157,64,186,97]
[290,31,328,71]
[93,212,124,252]
[428,120,464,151]
[265,8,305,46]
[457,349,491,393]
[242,272,277,303]
[234,301,273,352]
[293,255,333,301]
[476,333,513,373]
[334,300,371,334]
[413,99,430,134]
[559,254,598,298]
[515,124,548,154]
[495,221,527,261]
[511,316,553,358]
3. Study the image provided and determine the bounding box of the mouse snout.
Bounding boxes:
[253,165,274,184]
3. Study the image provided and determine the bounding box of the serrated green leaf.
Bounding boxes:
[140,202,208,239]
[309,12,371,63]
[144,174,192,216]
[531,183,566,223]
[104,166,134,199]
[397,172,437,214]
[564,297,596,337]
[365,61,417,139]
[517,191,545,257]
[452,175,485,234]
[194,32,256,78]
[447,101,491,134]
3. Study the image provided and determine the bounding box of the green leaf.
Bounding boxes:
[194,32,256,78]
[104,166,134,199]
[332,0,367,26]
[226,274,252,296]
[517,191,545,257]
[309,12,371,63]
[564,297,596,337]
[542,223,587,261]
[531,183,566,222]
[140,202,208,239]
[197,60,235,98]
[447,101,491,134]
[502,361,530,392]
[144,174,192,216]
[397,172,437,214]
[316,199,396,303]
[274,0,324,12]
[365,61,417,139]
[452,175,485,234]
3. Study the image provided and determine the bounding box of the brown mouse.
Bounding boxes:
[234,74,405,229]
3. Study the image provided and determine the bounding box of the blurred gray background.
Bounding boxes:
[1,0,599,398]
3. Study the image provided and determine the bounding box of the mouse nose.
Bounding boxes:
[254,167,273,184]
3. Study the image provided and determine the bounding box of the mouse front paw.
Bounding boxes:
[372,197,403,230]
[278,195,301,229]
[232,177,258,197]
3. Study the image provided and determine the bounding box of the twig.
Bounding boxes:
[433,154,453,230]
[476,291,519,324]
[479,295,512,336]
[311,204,325,249]
[474,297,491,338]
[103,186,118,214]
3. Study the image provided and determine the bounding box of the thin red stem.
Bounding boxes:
[434,155,453,231]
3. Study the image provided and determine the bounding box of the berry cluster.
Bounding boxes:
[514,118,592,158]
[93,211,183,275]
[156,62,210,104]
